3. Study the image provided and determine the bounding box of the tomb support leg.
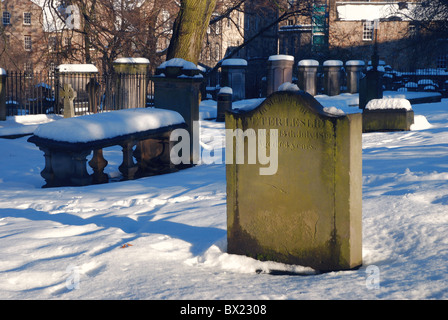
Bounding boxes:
[119,140,138,180]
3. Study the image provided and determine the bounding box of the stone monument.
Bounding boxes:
[113,57,150,109]
[60,83,76,118]
[297,59,319,96]
[323,60,343,96]
[225,91,362,271]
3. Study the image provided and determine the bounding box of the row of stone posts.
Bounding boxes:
[217,56,368,100]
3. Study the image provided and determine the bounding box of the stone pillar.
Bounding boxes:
[216,87,233,122]
[297,60,319,96]
[266,55,294,96]
[57,64,99,115]
[113,57,150,109]
[152,59,203,166]
[0,68,6,121]
[221,59,247,101]
[323,60,343,96]
[345,60,365,94]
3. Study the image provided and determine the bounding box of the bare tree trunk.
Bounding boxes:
[166,0,217,64]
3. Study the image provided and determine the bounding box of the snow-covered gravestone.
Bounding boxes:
[60,83,77,118]
[362,98,414,132]
[297,59,319,96]
[226,90,363,272]
[113,57,150,109]
[221,59,247,101]
[152,58,203,165]
[266,55,294,96]
[216,87,232,122]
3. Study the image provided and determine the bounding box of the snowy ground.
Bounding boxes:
[0,93,447,300]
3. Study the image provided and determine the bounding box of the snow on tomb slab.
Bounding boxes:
[298,59,319,66]
[278,82,300,92]
[365,98,412,111]
[159,58,198,70]
[33,108,185,143]
[268,55,294,61]
[114,57,150,64]
[58,64,99,73]
[221,59,248,66]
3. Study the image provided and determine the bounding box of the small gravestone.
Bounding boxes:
[60,83,76,118]
[225,91,362,271]
[362,98,414,132]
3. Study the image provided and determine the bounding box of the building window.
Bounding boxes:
[437,55,447,69]
[363,21,375,41]
[2,12,11,25]
[24,62,33,75]
[23,12,31,25]
[24,35,32,51]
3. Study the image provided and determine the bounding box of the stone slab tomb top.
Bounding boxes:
[226,91,363,271]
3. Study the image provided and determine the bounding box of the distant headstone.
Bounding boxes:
[60,83,76,118]
[216,87,232,122]
[225,91,363,271]
[152,58,203,165]
[362,98,414,132]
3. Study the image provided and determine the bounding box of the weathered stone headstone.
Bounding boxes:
[216,87,233,122]
[225,91,362,271]
[152,58,203,165]
[297,59,319,96]
[60,83,76,118]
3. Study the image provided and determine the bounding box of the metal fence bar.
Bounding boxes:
[4,70,156,116]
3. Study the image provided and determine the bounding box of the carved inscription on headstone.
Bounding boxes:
[225,91,362,271]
